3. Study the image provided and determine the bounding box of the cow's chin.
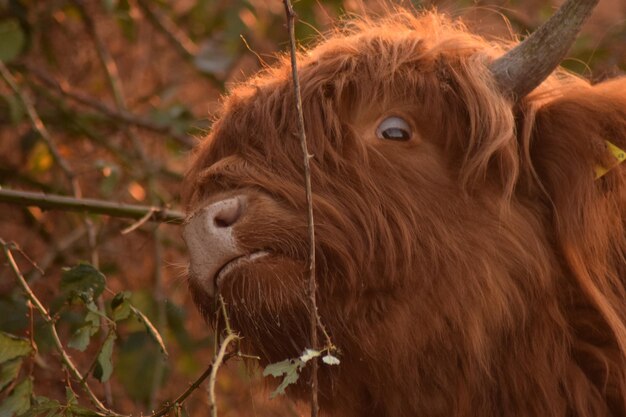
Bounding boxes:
[189,254,310,362]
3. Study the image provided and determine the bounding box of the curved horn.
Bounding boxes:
[489,0,599,100]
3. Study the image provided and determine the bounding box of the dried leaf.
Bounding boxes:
[299,348,321,363]
[130,306,168,357]
[26,142,53,174]
[322,354,341,366]
[263,359,304,398]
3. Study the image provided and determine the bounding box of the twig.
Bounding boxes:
[26,300,37,377]
[1,239,119,416]
[282,2,331,416]
[151,350,238,417]
[26,226,87,283]
[0,188,185,224]
[0,59,102,279]
[121,208,156,234]
[217,294,259,359]
[218,295,233,336]
[0,58,117,405]
[73,0,150,163]
[4,239,240,417]
[20,64,195,148]
[4,237,239,417]
[11,243,45,275]
[208,333,238,417]
[134,0,224,87]
[72,0,126,107]
[23,81,185,181]
[135,0,198,59]
[70,10,173,407]
[0,61,77,191]
[148,225,166,411]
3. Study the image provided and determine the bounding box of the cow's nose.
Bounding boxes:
[183,196,246,296]
[211,196,244,228]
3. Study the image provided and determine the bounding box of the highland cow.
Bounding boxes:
[181,1,626,416]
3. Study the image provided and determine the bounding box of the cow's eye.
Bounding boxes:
[376,117,411,141]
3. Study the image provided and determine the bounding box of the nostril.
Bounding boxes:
[212,197,244,228]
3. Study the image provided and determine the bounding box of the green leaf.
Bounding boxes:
[93,332,116,382]
[115,332,164,403]
[0,94,25,125]
[101,0,116,13]
[60,264,106,303]
[0,358,22,392]
[0,294,28,334]
[148,104,195,136]
[110,292,131,322]
[65,404,101,416]
[262,359,304,398]
[17,397,60,417]
[130,307,168,357]
[165,302,193,351]
[84,301,107,321]
[68,310,100,352]
[113,0,137,41]
[0,19,25,62]
[67,326,93,352]
[68,325,90,352]
[65,386,78,406]
[0,377,32,416]
[0,332,32,364]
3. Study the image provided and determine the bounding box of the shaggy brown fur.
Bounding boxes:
[182,9,626,417]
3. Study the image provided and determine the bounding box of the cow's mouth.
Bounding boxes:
[214,251,270,290]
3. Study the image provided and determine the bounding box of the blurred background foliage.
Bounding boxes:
[0,0,624,416]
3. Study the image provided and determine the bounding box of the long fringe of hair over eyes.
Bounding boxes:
[183,8,626,417]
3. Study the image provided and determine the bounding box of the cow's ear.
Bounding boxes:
[526,78,626,203]
[524,78,626,353]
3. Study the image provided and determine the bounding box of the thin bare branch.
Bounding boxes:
[71,6,173,409]
[21,64,195,148]
[148,226,167,411]
[1,239,118,416]
[134,0,225,87]
[72,0,126,106]
[4,239,239,417]
[281,2,334,416]
[0,61,77,190]
[121,208,156,234]
[26,300,37,377]
[208,333,238,417]
[135,0,198,60]
[0,188,185,224]
[0,61,119,405]
[151,350,237,417]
